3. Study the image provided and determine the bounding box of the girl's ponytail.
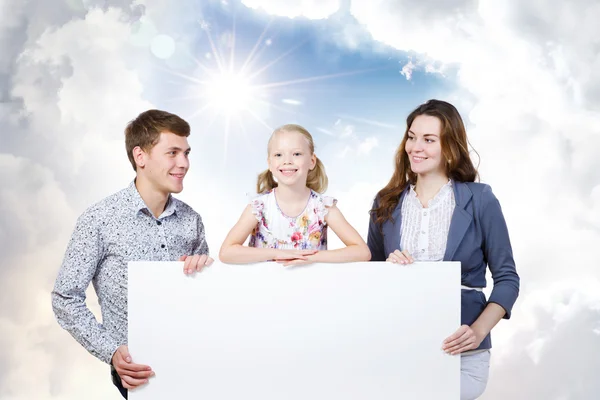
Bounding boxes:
[256,168,278,193]
[306,156,328,193]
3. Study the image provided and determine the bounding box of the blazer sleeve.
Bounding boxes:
[479,185,520,319]
[367,196,386,261]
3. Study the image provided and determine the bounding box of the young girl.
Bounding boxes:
[367,100,519,400]
[219,124,371,265]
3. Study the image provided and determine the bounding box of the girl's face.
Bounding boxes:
[268,130,316,189]
[404,115,446,178]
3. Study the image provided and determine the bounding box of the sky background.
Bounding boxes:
[1,0,599,399]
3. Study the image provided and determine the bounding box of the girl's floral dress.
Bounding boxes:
[248,189,337,250]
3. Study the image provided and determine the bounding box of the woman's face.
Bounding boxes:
[404,115,446,178]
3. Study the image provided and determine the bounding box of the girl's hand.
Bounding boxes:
[272,249,318,260]
[441,325,484,355]
[386,249,414,264]
[273,249,318,266]
[276,257,315,267]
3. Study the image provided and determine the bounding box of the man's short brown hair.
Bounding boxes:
[125,109,191,171]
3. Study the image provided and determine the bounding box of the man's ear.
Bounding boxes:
[133,146,146,169]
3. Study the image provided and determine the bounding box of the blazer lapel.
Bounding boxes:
[443,181,473,261]
[383,187,408,255]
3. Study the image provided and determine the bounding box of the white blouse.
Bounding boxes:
[400,181,455,261]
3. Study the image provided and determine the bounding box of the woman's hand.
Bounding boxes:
[386,249,414,264]
[441,325,484,355]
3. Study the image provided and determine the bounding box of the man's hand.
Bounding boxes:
[111,345,154,389]
[180,254,214,275]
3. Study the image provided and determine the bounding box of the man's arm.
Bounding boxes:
[181,213,213,274]
[51,211,120,364]
[191,213,210,255]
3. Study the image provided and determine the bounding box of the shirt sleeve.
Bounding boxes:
[191,213,210,255]
[479,185,520,319]
[51,211,120,364]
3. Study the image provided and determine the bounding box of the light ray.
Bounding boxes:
[229,13,237,73]
[256,67,388,89]
[201,20,226,73]
[335,114,400,129]
[239,19,274,75]
[247,40,309,81]
[253,98,306,118]
[245,107,274,132]
[186,102,214,121]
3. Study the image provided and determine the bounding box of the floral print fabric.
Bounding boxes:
[248,189,337,250]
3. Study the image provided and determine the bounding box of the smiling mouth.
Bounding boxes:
[170,173,185,179]
[279,169,298,176]
[412,156,428,162]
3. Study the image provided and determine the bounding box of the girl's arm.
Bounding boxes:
[306,204,371,263]
[219,205,316,264]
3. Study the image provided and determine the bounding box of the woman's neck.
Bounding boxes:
[414,173,450,208]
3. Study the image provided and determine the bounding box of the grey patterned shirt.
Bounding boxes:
[51,181,209,364]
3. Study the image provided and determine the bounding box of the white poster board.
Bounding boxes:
[128,261,460,399]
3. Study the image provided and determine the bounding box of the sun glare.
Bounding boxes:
[205,72,254,114]
[163,17,380,158]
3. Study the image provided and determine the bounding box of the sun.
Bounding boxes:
[204,71,255,115]
[162,17,380,157]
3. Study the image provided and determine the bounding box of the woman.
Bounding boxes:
[367,99,519,399]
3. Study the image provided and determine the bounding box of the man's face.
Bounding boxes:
[140,132,190,195]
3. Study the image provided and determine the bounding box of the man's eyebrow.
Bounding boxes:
[166,146,191,152]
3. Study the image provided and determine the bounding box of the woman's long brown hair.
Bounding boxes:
[371,99,479,226]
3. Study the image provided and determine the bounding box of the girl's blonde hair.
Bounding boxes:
[256,124,328,193]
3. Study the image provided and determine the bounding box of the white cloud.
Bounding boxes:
[0,155,116,399]
[1,4,159,399]
[482,281,600,399]
[400,60,416,80]
[357,136,378,155]
[241,0,341,19]
[282,98,302,105]
[322,119,380,159]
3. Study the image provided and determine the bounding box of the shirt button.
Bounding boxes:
[156,221,162,225]
[423,212,427,216]
[421,231,426,234]
[161,244,166,249]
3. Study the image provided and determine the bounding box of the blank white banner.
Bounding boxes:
[128,261,460,400]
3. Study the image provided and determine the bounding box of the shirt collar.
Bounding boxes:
[408,179,453,208]
[126,180,178,218]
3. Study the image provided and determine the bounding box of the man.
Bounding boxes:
[52,109,213,398]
